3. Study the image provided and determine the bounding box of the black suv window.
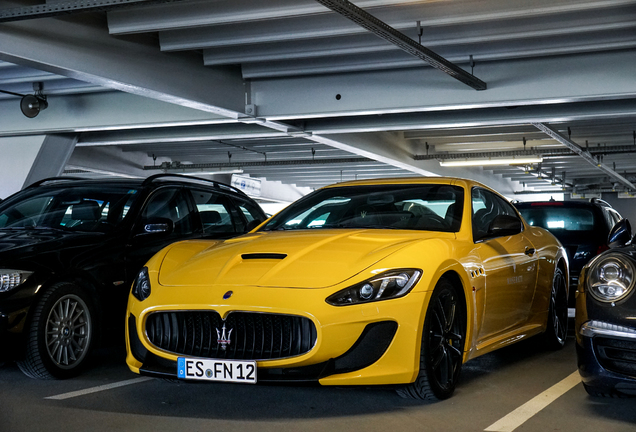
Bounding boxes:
[189,189,241,235]
[0,186,138,233]
[141,187,194,235]
[518,205,598,233]
[234,197,266,229]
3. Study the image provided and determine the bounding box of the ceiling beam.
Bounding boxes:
[156,1,636,49]
[0,92,235,137]
[301,99,636,135]
[77,124,288,146]
[414,145,636,160]
[108,0,426,34]
[144,157,372,171]
[251,50,636,120]
[0,14,245,118]
[532,122,636,191]
[0,0,187,23]
[313,0,486,90]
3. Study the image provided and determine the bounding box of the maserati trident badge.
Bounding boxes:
[216,324,233,350]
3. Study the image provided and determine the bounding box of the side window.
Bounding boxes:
[190,189,239,235]
[0,196,51,228]
[60,199,104,229]
[472,188,521,241]
[234,198,266,227]
[142,188,194,235]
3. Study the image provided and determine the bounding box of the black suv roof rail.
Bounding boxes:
[25,177,87,189]
[590,197,612,207]
[142,173,247,197]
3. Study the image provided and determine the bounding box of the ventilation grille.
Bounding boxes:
[594,337,636,376]
[146,311,317,361]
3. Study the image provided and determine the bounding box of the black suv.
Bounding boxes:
[514,199,623,305]
[0,174,266,379]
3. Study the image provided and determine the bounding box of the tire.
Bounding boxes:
[583,383,629,398]
[543,267,568,350]
[397,278,466,400]
[17,282,95,380]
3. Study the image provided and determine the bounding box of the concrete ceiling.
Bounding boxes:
[1,0,635,197]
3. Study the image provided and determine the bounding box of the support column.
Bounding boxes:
[22,134,77,188]
[0,134,76,199]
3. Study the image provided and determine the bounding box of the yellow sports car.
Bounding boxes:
[125,177,568,400]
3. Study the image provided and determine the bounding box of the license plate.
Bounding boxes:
[177,358,257,384]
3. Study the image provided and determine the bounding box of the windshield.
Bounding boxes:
[261,184,464,232]
[0,185,139,233]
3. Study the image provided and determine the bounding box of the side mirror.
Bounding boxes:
[488,214,522,237]
[136,217,174,237]
[608,219,631,248]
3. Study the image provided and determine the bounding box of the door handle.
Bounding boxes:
[525,247,535,256]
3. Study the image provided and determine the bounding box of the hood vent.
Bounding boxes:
[241,253,287,260]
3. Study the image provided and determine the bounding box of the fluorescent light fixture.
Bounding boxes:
[439,156,543,167]
[162,169,244,175]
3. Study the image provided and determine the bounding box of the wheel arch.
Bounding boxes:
[436,270,470,355]
[419,265,471,361]
[556,253,569,298]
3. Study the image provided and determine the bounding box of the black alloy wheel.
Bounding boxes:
[543,267,568,350]
[398,278,465,400]
[17,282,95,379]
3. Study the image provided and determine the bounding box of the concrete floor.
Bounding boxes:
[1,329,635,432]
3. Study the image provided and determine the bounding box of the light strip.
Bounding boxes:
[439,156,543,167]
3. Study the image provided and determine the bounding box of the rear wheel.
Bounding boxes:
[543,267,568,350]
[17,282,95,379]
[397,278,465,400]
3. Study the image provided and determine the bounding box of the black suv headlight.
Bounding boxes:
[132,267,151,301]
[326,269,422,306]
[0,269,33,293]
[586,253,636,303]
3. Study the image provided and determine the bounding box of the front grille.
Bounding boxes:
[594,337,636,376]
[145,311,317,360]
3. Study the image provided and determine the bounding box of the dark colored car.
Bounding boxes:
[0,174,266,379]
[575,218,636,397]
[514,199,623,305]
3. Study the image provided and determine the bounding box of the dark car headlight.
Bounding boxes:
[586,253,636,303]
[326,269,422,306]
[131,267,151,301]
[0,269,33,293]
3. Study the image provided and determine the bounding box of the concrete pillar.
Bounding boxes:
[0,134,76,199]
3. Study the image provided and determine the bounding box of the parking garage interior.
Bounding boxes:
[1,1,636,431]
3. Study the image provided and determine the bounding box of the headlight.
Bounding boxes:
[586,253,636,303]
[326,269,422,306]
[0,269,33,293]
[131,267,151,301]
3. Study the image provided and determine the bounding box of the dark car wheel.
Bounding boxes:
[583,383,631,398]
[543,267,568,350]
[17,282,95,380]
[397,278,465,400]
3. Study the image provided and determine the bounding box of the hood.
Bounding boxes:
[159,229,449,288]
[0,228,103,260]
